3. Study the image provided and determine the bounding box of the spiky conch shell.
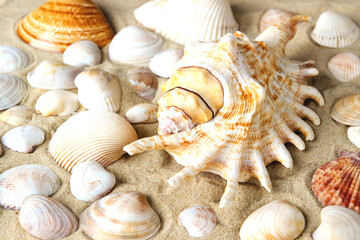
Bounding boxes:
[124,16,324,208]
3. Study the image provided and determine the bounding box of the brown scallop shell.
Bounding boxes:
[312,151,360,213]
[17,0,114,52]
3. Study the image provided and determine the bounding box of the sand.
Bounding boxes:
[0,0,359,239]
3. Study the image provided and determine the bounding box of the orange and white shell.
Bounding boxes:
[35,90,78,117]
[260,9,294,33]
[124,16,324,208]
[0,105,32,126]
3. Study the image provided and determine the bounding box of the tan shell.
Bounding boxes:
[260,9,294,33]
[0,74,27,110]
[331,94,360,125]
[80,191,161,240]
[49,110,138,171]
[63,40,101,68]
[19,195,78,240]
[347,126,360,148]
[0,46,29,73]
[35,90,78,117]
[0,105,32,126]
[127,67,158,101]
[126,103,158,124]
[328,52,360,82]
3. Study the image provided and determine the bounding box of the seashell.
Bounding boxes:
[75,69,121,112]
[109,25,163,65]
[0,164,61,210]
[70,161,116,202]
[17,0,114,52]
[348,126,360,148]
[20,195,78,239]
[126,103,158,124]
[1,125,45,153]
[178,205,217,238]
[328,52,360,82]
[49,110,138,171]
[331,94,360,126]
[35,90,78,117]
[312,150,360,213]
[311,11,359,48]
[149,49,184,78]
[0,105,32,126]
[124,16,324,207]
[0,74,27,110]
[239,200,305,240]
[313,206,360,240]
[0,46,29,73]
[0,141,2,157]
[80,191,161,240]
[63,40,101,68]
[260,9,295,33]
[134,0,238,45]
[27,60,82,90]
[127,67,158,101]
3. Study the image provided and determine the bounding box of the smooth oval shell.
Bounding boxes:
[20,195,78,240]
[127,67,158,101]
[328,52,360,82]
[80,191,161,240]
[178,205,217,238]
[331,94,360,125]
[0,74,27,110]
[312,151,360,213]
[0,105,32,126]
[35,90,78,117]
[347,126,360,148]
[0,164,61,210]
[49,110,138,171]
[149,49,184,78]
[126,103,158,124]
[0,46,29,73]
[70,161,116,202]
[63,40,101,68]
[1,125,45,153]
[239,200,305,240]
[260,9,294,33]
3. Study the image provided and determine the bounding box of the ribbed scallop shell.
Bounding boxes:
[35,90,78,117]
[0,74,27,110]
[134,0,238,45]
[126,103,158,124]
[312,151,360,213]
[17,0,114,52]
[70,161,116,202]
[178,205,217,238]
[75,69,121,112]
[0,105,32,126]
[20,195,78,239]
[347,126,360,148]
[49,110,138,171]
[0,46,29,73]
[63,40,101,68]
[328,52,360,82]
[311,11,359,48]
[239,200,305,240]
[0,164,61,210]
[260,9,294,33]
[80,191,161,240]
[313,206,360,240]
[149,49,184,78]
[127,67,158,101]
[331,94,360,125]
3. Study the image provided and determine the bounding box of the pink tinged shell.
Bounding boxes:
[158,106,194,135]
[260,9,295,33]
[331,94,360,126]
[127,67,158,101]
[126,103,158,124]
[328,52,360,82]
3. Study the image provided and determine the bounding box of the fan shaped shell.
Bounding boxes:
[0,105,32,126]
[260,9,294,33]
[63,40,101,68]
[328,52,360,82]
[0,46,29,73]
[331,94,360,126]
[35,90,78,117]
[0,74,27,110]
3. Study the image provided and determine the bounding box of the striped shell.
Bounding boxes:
[328,52,360,82]
[35,90,78,117]
[0,105,32,126]
[260,9,294,33]
[0,46,29,73]
[331,94,360,126]
[0,74,27,110]
[63,40,101,68]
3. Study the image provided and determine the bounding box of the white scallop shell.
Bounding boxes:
[328,52,360,82]
[19,195,78,240]
[0,74,27,110]
[0,164,61,210]
[1,125,45,153]
[178,205,217,238]
[70,161,116,202]
[75,69,121,112]
[260,9,294,33]
[35,90,78,117]
[149,49,184,78]
[0,105,32,126]
[63,40,101,68]
[27,60,82,89]
[127,67,158,101]
[0,46,29,73]
[311,11,360,48]
[126,103,158,124]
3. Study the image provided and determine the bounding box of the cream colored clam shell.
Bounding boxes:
[35,90,78,117]
[149,49,184,78]
[0,74,27,110]
[331,94,360,125]
[127,67,158,101]
[239,200,305,240]
[328,52,360,82]
[19,195,78,240]
[313,206,360,240]
[126,103,158,124]
[75,69,121,112]
[0,46,29,73]
[0,164,61,210]
[347,126,360,148]
[0,105,32,126]
[49,110,138,171]
[70,161,116,202]
[63,40,101,68]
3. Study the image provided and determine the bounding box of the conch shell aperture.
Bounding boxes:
[124,16,324,208]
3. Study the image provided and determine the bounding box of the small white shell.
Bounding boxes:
[70,161,116,202]
[328,52,360,82]
[0,164,61,210]
[313,206,360,240]
[0,105,32,126]
[1,125,45,153]
[149,49,184,78]
[0,74,27,110]
[260,9,294,33]
[127,67,158,101]
[75,69,121,112]
[109,25,164,64]
[27,60,82,89]
[63,40,101,68]
[178,205,217,238]
[347,126,360,148]
[0,46,29,73]
[126,103,158,124]
[35,90,78,117]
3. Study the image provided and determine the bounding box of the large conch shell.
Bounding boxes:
[124,16,324,208]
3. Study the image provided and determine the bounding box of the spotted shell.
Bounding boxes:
[331,94,360,126]
[0,74,27,110]
[0,46,29,73]
[0,105,32,126]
